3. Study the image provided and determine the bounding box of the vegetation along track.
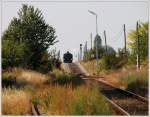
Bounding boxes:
[66,62,148,115]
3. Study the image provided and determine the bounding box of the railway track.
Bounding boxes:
[31,103,41,115]
[66,62,148,115]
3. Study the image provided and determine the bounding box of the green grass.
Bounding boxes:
[48,69,83,86]
[70,85,113,115]
[120,70,148,96]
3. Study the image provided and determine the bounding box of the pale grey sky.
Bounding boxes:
[1,1,149,61]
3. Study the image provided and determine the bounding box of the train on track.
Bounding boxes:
[63,51,73,63]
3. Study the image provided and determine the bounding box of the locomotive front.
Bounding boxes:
[63,51,73,63]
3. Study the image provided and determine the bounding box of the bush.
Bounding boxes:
[49,69,82,86]
[2,72,27,88]
[2,40,27,69]
[2,72,16,88]
[2,4,58,73]
[99,53,117,70]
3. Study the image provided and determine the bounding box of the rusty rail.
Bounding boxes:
[90,77,148,103]
[31,103,40,115]
[66,62,148,115]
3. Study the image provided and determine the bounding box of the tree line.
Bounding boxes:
[83,21,148,70]
[2,4,61,73]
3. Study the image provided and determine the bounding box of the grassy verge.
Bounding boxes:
[119,69,148,97]
[32,84,114,115]
[48,69,82,86]
[81,60,148,97]
[2,68,114,115]
[2,88,31,115]
[2,68,48,115]
[80,60,98,75]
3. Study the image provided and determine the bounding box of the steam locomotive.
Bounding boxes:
[63,51,73,63]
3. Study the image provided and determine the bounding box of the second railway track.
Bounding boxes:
[66,62,148,115]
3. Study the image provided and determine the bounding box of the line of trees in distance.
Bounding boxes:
[82,21,148,70]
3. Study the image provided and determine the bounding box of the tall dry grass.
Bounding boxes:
[2,68,114,115]
[81,60,97,75]
[119,68,148,97]
[2,88,31,115]
[33,84,113,115]
[12,68,48,86]
[2,68,50,115]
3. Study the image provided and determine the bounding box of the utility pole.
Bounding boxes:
[85,41,87,53]
[90,33,93,50]
[80,44,82,61]
[96,15,98,34]
[84,41,88,61]
[78,52,80,61]
[88,10,99,74]
[123,24,127,55]
[136,22,140,70]
[104,30,107,52]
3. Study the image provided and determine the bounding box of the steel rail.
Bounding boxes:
[66,63,148,115]
[31,103,41,115]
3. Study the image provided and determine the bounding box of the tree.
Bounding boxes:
[2,4,57,70]
[2,40,27,69]
[127,22,148,62]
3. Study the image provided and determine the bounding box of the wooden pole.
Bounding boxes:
[123,24,127,55]
[104,30,107,52]
[91,33,92,50]
[136,22,140,70]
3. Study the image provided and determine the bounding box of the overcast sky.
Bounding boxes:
[1,0,149,61]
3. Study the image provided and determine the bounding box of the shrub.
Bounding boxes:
[2,72,27,88]
[49,69,82,86]
[2,40,27,69]
[99,53,118,70]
